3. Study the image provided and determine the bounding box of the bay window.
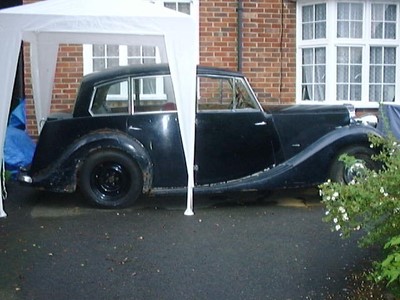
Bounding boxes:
[297,1,399,107]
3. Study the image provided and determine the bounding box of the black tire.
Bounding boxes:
[79,150,143,208]
[329,145,379,184]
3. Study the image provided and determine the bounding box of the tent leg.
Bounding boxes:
[184,187,194,216]
[0,166,7,218]
[0,207,6,218]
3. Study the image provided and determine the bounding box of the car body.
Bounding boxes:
[19,64,381,208]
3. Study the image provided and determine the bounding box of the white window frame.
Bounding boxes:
[296,0,400,108]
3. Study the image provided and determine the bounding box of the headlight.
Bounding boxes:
[355,115,378,128]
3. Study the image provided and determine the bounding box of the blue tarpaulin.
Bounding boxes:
[4,100,35,177]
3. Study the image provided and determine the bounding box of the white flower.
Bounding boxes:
[325,210,330,215]
[335,224,341,231]
[338,206,345,213]
[370,144,374,148]
[342,213,349,221]
[333,192,339,198]
[333,218,338,224]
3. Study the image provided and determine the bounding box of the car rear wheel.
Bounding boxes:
[329,145,379,184]
[79,150,143,208]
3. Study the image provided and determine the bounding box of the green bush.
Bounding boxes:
[319,134,400,296]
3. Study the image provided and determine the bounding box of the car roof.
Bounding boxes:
[82,64,245,86]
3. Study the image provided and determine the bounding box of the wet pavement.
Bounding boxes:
[0,183,376,300]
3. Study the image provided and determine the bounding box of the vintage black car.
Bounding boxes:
[19,64,381,208]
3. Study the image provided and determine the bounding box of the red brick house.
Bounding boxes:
[15,0,400,136]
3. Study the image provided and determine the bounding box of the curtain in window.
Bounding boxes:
[370,47,396,102]
[302,4,326,40]
[337,47,362,101]
[337,3,363,38]
[371,4,396,39]
[302,47,326,101]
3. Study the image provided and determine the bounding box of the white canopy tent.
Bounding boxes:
[0,0,197,217]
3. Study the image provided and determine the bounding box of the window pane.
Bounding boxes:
[385,23,396,39]
[351,66,362,83]
[384,48,396,64]
[128,46,141,57]
[315,4,326,21]
[370,47,382,64]
[370,66,382,83]
[337,47,349,64]
[383,86,395,102]
[337,3,349,19]
[302,24,313,40]
[178,3,190,15]
[369,85,381,102]
[315,22,326,39]
[315,48,326,64]
[107,45,119,56]
[302,48,313,65]
[315,66,325,83]
[93,58,105,71]
[301,47,326,101]
[385,5,396,21]
[143,46,156,57]
[314,85,325,101]
[128,58,141,65]
[302,5,313,22]
[93,45,105,57]
[337,84,347,100]
[337,21,348,38]
[107,58,119,68]
[351,48,362,64]
[350,85,362,101]
[384,66,396,83]
[164,3,176,10]
[143,78,156,94]
[352,3,363,20]
[337,65,348,82]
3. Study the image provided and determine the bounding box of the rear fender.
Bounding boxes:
[32,130,153,193]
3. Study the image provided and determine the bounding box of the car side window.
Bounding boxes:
[90,79,129,115]
[197,75,259,111]
[132,75,176,113]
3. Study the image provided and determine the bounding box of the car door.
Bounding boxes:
[195,75,280,185]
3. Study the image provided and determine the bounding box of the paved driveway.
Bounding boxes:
[0,183,375,300]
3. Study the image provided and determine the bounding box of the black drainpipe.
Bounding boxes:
[237,0,243,72]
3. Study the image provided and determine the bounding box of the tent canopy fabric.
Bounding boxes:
[0,0,197,217]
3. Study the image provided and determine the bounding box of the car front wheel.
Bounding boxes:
[79,150,143,208]
[329,145,379,184]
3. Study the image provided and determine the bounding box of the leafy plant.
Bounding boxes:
[320,134,400,296]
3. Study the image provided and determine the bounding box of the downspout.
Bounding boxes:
[237,0,243,72]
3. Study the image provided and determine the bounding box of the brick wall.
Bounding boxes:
[22,0,297,137]
[199,0,296,105]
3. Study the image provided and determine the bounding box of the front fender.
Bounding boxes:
[193,124,382,193]
[29,130,153,193]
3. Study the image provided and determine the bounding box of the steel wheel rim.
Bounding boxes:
[90,162,130,200]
